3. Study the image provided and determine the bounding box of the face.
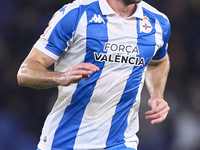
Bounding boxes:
[122,0,142,5]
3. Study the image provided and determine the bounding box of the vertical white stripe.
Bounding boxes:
[153,19,163,57]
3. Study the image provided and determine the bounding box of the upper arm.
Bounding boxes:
[148,53,169,66]
[21,47,56,69]
[17,47,56,87]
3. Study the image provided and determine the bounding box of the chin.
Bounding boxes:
[123,0,142,5]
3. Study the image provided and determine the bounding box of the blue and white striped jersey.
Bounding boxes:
[34,0,170,149]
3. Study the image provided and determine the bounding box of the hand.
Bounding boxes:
[56,63,99,86]
[145,97,170,125]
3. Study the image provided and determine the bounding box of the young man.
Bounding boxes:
[17,0,170,149]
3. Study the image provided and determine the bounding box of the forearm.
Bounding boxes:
[145,54,170,98]
[17,60,61,89]
[17,48,100,89]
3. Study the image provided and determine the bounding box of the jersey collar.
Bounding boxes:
[98,0,144,19]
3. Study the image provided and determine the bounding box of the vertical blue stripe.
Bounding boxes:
[106,11,156,148]
[45,8,79,56]
[106,72,143,148]
[136,9,157,65]
[51,2,108,149]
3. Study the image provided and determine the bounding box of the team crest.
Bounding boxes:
[140,16,152,33]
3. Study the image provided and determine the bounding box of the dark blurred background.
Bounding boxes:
[0,0,200,150]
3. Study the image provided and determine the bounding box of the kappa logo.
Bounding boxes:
[43,136,47,142]
[89,14,105,24]
[60,5,67,15]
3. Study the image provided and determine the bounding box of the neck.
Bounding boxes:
[106,0,137,18]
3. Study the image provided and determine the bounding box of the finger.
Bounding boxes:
[72,77,84,83]
[70,74,90,84]
[146,107,170,125]
[68,74,83,82]
[68,70,93,84]
[69,70,94,77]
[150,113,168,125]
[145,106,170,120]
[82,74,91,78]
[73,63,100,72]
[145,102,168,115]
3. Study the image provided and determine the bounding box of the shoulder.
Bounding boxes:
[140,1,170,35]
[140,1,168,19]
[48,0,99,30]
[140,1,170,24]
[61,0,99,16]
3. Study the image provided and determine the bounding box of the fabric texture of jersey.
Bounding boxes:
[34,0,171,149]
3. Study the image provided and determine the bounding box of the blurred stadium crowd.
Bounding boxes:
[0,0,200,150]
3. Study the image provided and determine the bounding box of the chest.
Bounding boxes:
[72,13,162,67]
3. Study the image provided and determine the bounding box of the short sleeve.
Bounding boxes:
[152,18,171,61]
[34,4,79,60]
